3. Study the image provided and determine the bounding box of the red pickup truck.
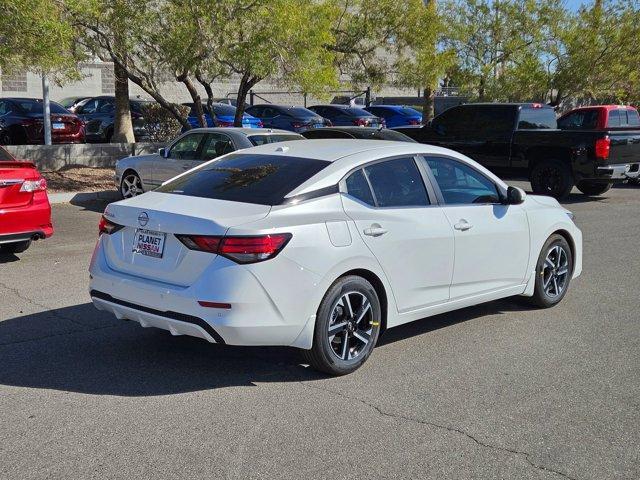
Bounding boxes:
[558,105,640,182]
[0,146,53,254]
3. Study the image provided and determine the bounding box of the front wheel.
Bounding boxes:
[529,159,574,199]
[302,276,382,376]
[576,181,612,196]
[0,240,31,254]
[120,171,143,199]
[527,234,573,308]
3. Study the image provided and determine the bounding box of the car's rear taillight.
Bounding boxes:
[216,120,234,127]
[98,215,124,235]
[409,119,421,125]
[291,121,302,129]
[176,233,292,263]
[353,118,368,126]
[595,136,610,160]
[19,177,47,192]
[257,120,264,128]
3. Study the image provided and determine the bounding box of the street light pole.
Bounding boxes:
[42,75,52,145]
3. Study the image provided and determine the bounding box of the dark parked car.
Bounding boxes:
[302,126,415,142]
[365,105,422,128]
[395,103,640,199]
[308,105,382,127]
[58,96,91,113]
[0,97,85,145]
[245,104,329,132]
[74,96,152,143]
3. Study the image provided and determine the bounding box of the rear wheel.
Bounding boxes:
[529,159,574,199]
[120,171,143,198]
[302,276,382,376]
[576,181,612,196]
[0,240,31,254]
[527,234,573,308]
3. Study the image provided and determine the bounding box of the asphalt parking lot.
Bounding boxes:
[1,182,639,480]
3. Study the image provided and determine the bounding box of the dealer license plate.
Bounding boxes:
[52,123,66,130]
[132,229,166,258]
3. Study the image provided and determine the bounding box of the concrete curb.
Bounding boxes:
[49,190,120,204]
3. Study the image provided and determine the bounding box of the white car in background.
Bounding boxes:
[90,140,582,375]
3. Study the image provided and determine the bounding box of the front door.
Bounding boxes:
[421,155,530,300]
[341,157,455,313]
[153,132,207,185]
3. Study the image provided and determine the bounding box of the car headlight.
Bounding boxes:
[566,211,575,221]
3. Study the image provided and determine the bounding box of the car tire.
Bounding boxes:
[120,171,143,199]
[529,159,574,199]
[527,234,573,308]
[0,130,11,145]
[302,275,382,376]
[576,181,612,196]
[0,240,31,254]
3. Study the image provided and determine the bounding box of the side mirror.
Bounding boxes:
[506,186,526,205]
[158,148,167,158]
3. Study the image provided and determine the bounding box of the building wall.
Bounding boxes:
[0,62,418,106]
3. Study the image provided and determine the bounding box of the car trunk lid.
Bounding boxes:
[0,160,38,208]
[101,192,271,286]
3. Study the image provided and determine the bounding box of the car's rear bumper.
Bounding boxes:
[584,163,640,182]
[88,241,319,347]
[0,192,53,239]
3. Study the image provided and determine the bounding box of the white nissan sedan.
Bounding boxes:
[89,140,582,375]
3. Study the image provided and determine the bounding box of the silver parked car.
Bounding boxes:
[115,128,304,198]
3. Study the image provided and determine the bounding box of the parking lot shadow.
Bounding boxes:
[0,303,326,396]
[0,299,534,396]
[0,252,20,264]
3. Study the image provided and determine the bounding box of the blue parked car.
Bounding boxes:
[365,105,423,128]
[307,105,382,127]
[182,102,262,130]
[244,104,329,132]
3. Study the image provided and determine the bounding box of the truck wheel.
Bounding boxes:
[0,240,31,254]
[576,181,612,196]
[301,275,382,376]
[529,159,574,200]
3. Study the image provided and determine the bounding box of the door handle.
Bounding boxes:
[454,219,473,231]
[363,226,387,237]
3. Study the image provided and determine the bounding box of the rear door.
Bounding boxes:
[153,132,207,184]
[463,105,516,167]
[341,157,454,312]
[421,155,530,300]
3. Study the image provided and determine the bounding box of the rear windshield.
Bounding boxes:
[0,146,14,160]
[155,154,330,205]
[518,107,557,129]
[343,107,375,116]
[16,99,68,114]
[284,107,317,117]
[247,134,303,146]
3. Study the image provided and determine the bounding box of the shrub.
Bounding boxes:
[142,103,190,143]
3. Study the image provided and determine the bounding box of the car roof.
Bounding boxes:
[186,127,297,136]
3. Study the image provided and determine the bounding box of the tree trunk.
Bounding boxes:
[234,73,260,127]
[178,74,206,128]
[196,71,215,111]
[111,56,134,143]
[422,86,435,122]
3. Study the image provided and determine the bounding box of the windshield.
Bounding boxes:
[15,99,69,114]
[156,153,330,205]
[248,134,304,146]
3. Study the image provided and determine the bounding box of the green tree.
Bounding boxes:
[0,0,77,79]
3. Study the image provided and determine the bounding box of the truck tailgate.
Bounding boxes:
[607,129,640,165]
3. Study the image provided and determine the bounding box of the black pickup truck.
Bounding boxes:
[395,103,640,199]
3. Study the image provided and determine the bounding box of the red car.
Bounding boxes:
[0,97,85,145]
[558,104,640,130]
[0,146,53,254]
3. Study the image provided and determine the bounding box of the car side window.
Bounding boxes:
[345,169,375,206]
[627,109,640,126]
[200,133,234,160]
[262,107,278,118]
[608,110,621,127]
[423,156,501,205]
[363,158,430,207]
[0,101,11,115]
[78,99,99,114]
[169,133,206,160]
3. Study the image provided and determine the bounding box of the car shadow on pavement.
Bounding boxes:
[69,196,113,213]
[0,298,536,396]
